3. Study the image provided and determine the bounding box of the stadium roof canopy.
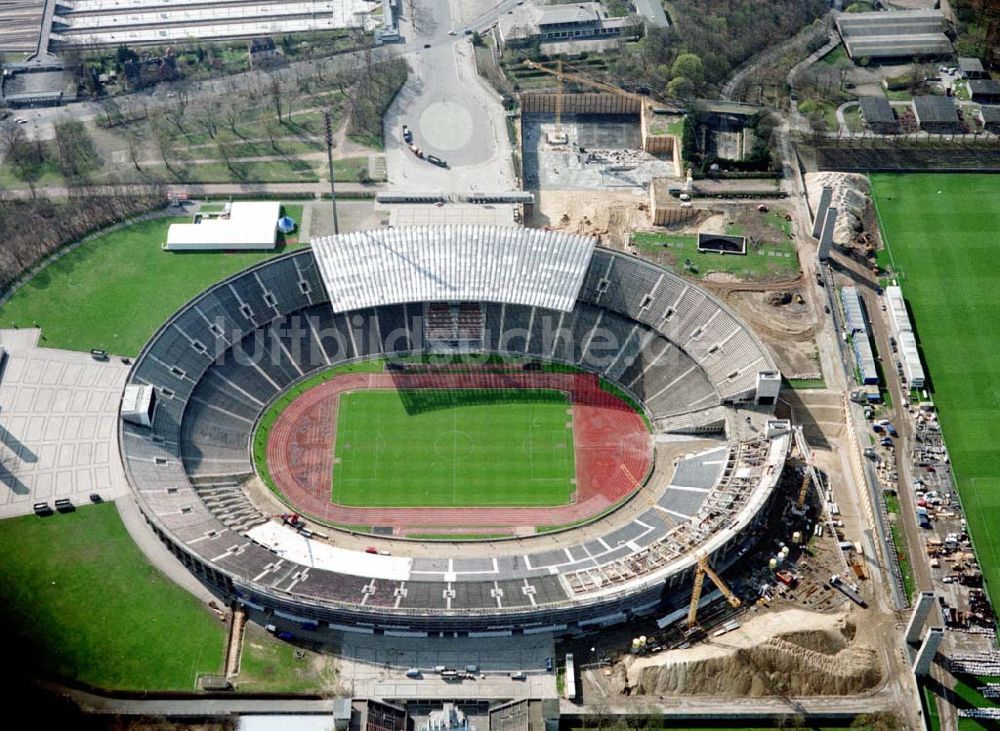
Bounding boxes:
[836,9,952,60]
[312,225,597,313]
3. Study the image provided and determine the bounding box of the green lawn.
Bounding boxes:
[0,206,304,356]
[332,388,576,507]
[870,172,1000,612]
[0,504,225,691]
[819,45,848,66]
[943,674,1000,731]
[632,231,798,280]
[237,624,335,693]
[787,377,827,390]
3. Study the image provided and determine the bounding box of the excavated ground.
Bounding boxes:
[612,608,883,698]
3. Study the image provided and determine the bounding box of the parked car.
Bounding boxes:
[402,124,413,143]
[365,546,379,554]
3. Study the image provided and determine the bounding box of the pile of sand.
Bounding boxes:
[613,609,882,698]
[805,172,871,244]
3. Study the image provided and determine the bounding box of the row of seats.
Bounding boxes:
[577,250,771,399]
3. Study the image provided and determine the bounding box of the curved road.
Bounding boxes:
[382,0,516,193]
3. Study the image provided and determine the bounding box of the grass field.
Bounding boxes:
[632,232,798,280]
[237,623,336,693]
[332,388,576,507]
[0,205,303,356]
[0,504,225,690]
[870,172,1000,612]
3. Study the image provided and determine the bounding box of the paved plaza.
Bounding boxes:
[0,329,130,517]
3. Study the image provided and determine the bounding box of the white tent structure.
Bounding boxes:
[165,202,281,251]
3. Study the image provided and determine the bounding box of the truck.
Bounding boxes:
[916,506,932,529]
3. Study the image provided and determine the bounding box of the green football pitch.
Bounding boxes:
[870,172,1000,610]
[331,388,576,507]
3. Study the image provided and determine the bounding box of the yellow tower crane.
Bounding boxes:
[797,463,813,508]
[620,465,741,629]
[687,554,742,629]
[621,463,676,527]
[521,58,647,105]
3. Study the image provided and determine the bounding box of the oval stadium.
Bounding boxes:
[119,225,792,634]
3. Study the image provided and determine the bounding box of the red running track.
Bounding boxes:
[264,371,653,531]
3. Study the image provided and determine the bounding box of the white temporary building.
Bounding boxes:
[165,201,281,251]
[885,285,925,388]
[121,384,156,426]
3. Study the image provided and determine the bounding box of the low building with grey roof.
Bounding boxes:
[958,57,987,80]
[969,79,1000,104]
[858,96,898,133]
[912,95,960,133]
[979,105,1000,134]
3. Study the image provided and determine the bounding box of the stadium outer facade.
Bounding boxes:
[118,225,791,635]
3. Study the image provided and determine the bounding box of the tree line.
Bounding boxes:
[0,180,165,294]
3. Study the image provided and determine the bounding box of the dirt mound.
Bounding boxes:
[805,172,871,244]
[614,609,881,698]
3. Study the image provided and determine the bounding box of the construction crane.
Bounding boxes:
[521,58,647,106]
[792,425,821,509]
[687,553,742,629]
[620,464,739,629]
[522,58,656,146]
[797,461,813,508]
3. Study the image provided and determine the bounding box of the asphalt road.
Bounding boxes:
[382,0,515,193]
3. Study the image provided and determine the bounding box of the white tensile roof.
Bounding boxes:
[247,522,413,581]
[166,201,280,249]
[312,225,597,313]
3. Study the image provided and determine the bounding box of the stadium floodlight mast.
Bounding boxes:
[324,109,340,235]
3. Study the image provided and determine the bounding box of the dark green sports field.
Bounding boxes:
[870,172,1000,610]
[331,388,576,507]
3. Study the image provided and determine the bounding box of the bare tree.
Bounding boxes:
[125,130,144,173]
[197,101,220,139]
[222,103,244,138]
[269,75,284,123]
[151,118,177,173]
